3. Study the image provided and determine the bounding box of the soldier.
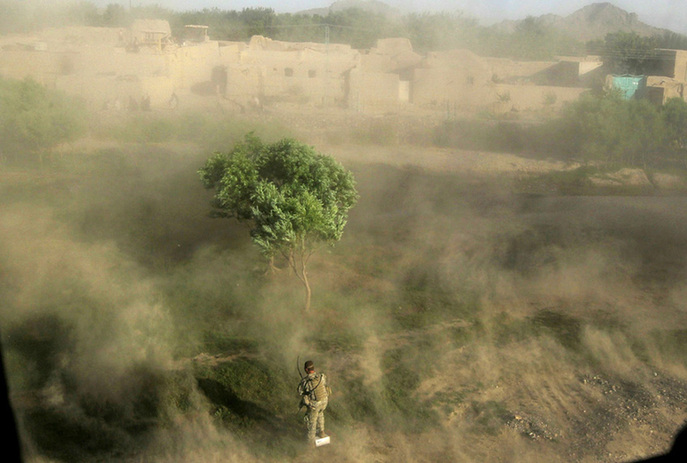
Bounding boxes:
[297,360,329,444]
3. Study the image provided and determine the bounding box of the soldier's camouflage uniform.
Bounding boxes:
[298,371,329,442]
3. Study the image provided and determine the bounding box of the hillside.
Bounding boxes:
[492,2,670,41]
[300,1,676,42]
[298,0,401,18]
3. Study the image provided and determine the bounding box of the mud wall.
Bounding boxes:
[490,83,587,112]
[1,26,602,114]
[347,68,401,111]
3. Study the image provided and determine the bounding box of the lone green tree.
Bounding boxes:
[198,134,358,311]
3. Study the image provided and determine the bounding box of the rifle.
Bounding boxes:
[296,355,304,380]
[297,355,306,413]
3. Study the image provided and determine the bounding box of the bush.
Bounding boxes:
[0,77,85,162]
[433,92,686,170]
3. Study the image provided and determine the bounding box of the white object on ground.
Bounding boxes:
[315,436,331,447]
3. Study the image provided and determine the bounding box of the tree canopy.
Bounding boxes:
[198,134,358,311]
[599,31,659,75]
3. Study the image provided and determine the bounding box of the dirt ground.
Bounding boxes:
[227,103,577,177]
[7,101,687,463]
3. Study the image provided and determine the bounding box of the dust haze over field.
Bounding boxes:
[1,1,687,460]
[1,119,687,462]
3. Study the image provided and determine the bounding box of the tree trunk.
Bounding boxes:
[267,255,279,274]
[302,265,311,312]
[287,247,312,312]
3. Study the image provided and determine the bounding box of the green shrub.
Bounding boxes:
[0,76,85,161]
[433,92,687,171]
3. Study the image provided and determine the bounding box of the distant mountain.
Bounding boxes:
[493,2,672,41]
[297,1,677,42]
[298,0,400,18]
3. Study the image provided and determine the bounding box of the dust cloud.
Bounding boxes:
[2,140,687,461]
[1,4,687,459]
[0,146,261,461]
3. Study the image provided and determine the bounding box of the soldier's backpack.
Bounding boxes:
[305,373,328,402]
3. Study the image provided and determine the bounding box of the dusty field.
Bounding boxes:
[225,103,578,177]
[4,103,687,463]
[323,143,571,175]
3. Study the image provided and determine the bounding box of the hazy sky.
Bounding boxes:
[93,1,687,33]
